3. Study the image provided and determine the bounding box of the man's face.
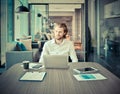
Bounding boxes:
[54,26,65,40]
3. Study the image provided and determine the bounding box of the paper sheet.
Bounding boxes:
[20,72,46,81]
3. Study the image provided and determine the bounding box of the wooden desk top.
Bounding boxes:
[0,62,120,94]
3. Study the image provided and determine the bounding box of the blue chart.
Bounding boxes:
[80,74,96,79]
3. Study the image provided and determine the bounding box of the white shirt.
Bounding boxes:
[39,39,78,63]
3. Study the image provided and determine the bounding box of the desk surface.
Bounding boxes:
[0,62,120,94]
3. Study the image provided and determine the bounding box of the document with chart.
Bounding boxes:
[73,73,107,81]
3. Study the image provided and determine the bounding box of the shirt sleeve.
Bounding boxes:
[69,42,78,62]
[39,42,49,63]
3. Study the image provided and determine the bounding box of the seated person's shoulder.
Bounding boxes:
[64,39,73,44]
[44,39,53,45]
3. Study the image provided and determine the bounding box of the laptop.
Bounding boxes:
[43,55,69,69]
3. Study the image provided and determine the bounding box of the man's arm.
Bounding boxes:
[39,43,49,63]
[69,42,78,62]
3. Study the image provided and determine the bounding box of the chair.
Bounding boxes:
[6,42,33,69]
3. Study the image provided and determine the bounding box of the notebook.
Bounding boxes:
[43,55,69,69]
[73,67,98,74]
[19,72,46,82]
[29,63,43,70]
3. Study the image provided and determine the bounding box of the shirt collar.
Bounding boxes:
[51,38,65,45]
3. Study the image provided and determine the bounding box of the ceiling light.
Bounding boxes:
[15,0,29,13]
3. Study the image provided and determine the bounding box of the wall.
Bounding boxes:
[49,10,82,41]
[88,0,96,47]
[75,9,81,41]
[0,0,29,66]
[8,0,14,42]
[28,0,85,3]
[1,0,8,66]
[99,0,120,51]
[49,11,76,40]
[49,16,72,36]
[97,0,120,64]
[99,0,120,77]
[87,0,120,55]
[29,4,49,41]
[14,0,29,40]
[0,1,1,65]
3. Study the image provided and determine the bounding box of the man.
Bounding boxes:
[39,23,78,63]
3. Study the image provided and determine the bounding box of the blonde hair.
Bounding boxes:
[54,23,68,38]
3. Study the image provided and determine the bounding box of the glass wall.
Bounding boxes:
[7,0,14,42]
[1,0,7,66]
[28,3,86,62]
[98,0,120,59]
[14,0,29,40]
[29,4,49,41]
[97,0,120,77]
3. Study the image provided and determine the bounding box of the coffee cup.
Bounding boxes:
[23,61,30,70]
